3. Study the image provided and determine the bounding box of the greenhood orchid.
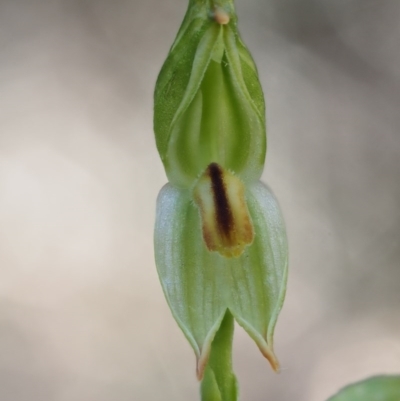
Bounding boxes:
[153,0,288,398]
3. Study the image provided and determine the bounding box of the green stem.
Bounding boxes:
[200,310,238,401]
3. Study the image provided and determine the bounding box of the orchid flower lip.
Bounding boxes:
[207,162,234,238]
[193,162,254,258]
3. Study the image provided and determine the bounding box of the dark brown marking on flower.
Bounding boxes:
[207,163,234,237]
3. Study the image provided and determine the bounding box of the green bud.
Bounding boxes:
[154,0,266,188]
[154,175,288,378]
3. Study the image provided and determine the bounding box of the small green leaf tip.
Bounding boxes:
[154,0,266,188]
[327,376,400,401]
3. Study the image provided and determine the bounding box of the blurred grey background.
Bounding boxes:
[0,0,399,400]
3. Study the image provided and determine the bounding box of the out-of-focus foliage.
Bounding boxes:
[327,376,400,401]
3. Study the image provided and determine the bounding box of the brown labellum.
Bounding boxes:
[193,163,254,258]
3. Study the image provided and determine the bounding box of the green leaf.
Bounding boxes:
[327,376,400,401]
[154,181,288,377]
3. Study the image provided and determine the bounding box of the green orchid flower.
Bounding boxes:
[153,0,288,399]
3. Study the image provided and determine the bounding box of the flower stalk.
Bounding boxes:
[200,311,238,401]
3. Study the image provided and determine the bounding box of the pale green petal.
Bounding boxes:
[154,15,215,160]
[154,184,227,377]
[154,182,288,376]
[327,376,400,401]
[228,182,288,369]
